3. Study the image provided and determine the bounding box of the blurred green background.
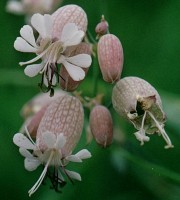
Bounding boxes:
[0,0,180,200]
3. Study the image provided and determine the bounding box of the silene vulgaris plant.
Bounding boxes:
[12,4,174,196]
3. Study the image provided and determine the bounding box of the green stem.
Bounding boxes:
[92,56,100,97]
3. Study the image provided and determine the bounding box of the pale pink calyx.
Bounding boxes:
[97,34,124,83]
[90,105,113,147]
[52,4,88,39]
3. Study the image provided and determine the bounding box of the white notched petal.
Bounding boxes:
[31,14,45,38]
[13,133,35,150]
[44,14,53,38]
[14,37,37,52]
[31,13,52,39]
[75,149,92,160]
[20,25,37,47]
[25,157,41,171]
[6,1,24,15]
[63,60,85,81]
[66,54,92,68]
[19,147,33,158]
[65,169,82,181]
[61,23,78,43]
[61,23,84,47]
[55,134,66,149]
[42,131,56,149]
[24,63,44,77]
[65,155,82,163]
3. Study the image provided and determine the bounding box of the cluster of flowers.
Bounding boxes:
[12,2,173,197]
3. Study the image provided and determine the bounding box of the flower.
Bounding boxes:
[14,13,92,89]
[6,0,62,20]
[112,77,174,149]
[13,128,91,196]
[13,94,91,196]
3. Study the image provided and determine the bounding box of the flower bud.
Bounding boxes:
[95,15,109,36]
[97,34,123,83]
[60,42,91,91]
[52,4,88,39]
[90,105,113,147]
[112,76,173,149]
[36,94,84,156]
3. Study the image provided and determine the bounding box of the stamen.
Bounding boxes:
[147,111,174,149]
[25,126,36,146]
[139,111,147,145]
[19,43,53,66]
[28,151,54,196]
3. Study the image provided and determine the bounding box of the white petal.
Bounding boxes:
[61,23,84,47]
[66,54,92,68]
[65,155,82,163]
[19,148,33,158]
[134,131,150,142]
[24,157,41,171]
[63,60,85,81]
[20,25,37,47]
[44,14,53,38]
[55,134,66,149]
[31,13,52,38]
[24,63,44,77]
[13,133,35,149]
[14,37,37,52]
[6,1,24,15]
[42,131,56,148]
[65,169,81,181]
[75,149,92,160]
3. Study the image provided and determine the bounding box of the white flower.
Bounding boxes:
[13,127,91,196]
[6,0,62,16]
[14,13,92,86]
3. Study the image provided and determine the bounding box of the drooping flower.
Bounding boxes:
[112,76,174,149]
[13,95,91,196]
[14,13,92,90]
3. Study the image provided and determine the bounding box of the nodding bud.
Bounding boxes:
[112,76,174,149]
[36,94,84,156]
[90,105,113,147]
[97,34,124,83]
[52,4,88,39]
[60,42,91,91]
[95,15,109,37]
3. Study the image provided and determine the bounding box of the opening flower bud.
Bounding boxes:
[97,34,124,83]
[90,105,113,147]
[112,76,173,149]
